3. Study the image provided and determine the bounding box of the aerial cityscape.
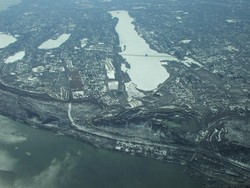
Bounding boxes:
[0,0,249,187]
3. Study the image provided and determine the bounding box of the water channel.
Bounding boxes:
[0,115,203,188]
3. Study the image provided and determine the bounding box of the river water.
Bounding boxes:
[0,115,203,188]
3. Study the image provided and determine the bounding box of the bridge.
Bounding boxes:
[120,53,173,58]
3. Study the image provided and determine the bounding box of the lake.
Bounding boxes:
[109,11,178,91]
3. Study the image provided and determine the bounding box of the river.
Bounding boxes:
[0,116,203,188]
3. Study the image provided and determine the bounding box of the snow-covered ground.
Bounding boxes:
[180,39,191,44]
[226,19,240,23]
[38,33,71,49]
[80,38,88,48]
[105,59,116,79]
[182,56,203,67]
[108,81,119,90]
